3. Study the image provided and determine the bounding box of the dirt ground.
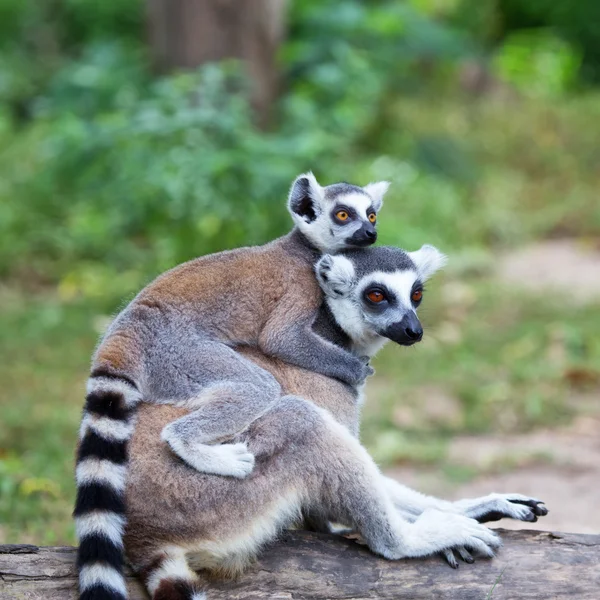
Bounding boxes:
[498,239,600,303]
[388,240,600,534]
[386,413,600,534]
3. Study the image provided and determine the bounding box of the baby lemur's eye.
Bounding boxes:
[368,213,377,223]
[336,210,349,221]
[411,289,423,303]
[366,289,385,303]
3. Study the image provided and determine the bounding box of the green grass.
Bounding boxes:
[0,290,97,544]
[486,566,508,599]
[366,92,600,253]
[1,91,600,544]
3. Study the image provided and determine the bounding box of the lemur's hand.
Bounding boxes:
[348,357,374,386]
[360,356,375,380]
[453,493,548,524]
[337,355,373,387]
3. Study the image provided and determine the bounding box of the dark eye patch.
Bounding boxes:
[331,205,357,224]
[411,281,424,305]
[362,283,396,308]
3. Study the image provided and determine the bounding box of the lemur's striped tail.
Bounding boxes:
[74,372,141,600]
[141,549,206,600]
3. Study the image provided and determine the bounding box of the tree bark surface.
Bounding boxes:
[1,529,599,599]
[146,0,286,122]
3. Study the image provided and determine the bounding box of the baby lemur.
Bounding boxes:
[86,245,547,600]
[80,172,387,477]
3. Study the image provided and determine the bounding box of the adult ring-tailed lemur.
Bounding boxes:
[88,246,548,600]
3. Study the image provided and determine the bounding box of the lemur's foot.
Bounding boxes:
[454,493,548,524]
[404,509,501,562]
[199,442,256,478]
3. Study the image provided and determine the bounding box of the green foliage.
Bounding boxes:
[0,0,143,51]
[493,29,581,97]
[283,0,470,145]
[453,0,600,83]
[0,0,143,115]
[1,57,298,297]
[2,0,599,301]
[499,0,600,82]
[0,0,475,304]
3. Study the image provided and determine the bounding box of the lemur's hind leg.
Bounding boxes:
[317,427,501,561]
[161,381,272,479]
[159,341,282,478]
[136,547,207,600]
[253,396,501,562]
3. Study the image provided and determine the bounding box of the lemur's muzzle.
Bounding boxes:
[346,224,377,247]
[383,313,423,346]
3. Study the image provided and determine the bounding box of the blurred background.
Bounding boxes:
[0,0,599,545]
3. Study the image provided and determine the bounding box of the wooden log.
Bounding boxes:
[1,529,599,599]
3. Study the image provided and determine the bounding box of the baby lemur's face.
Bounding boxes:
[316,245,447,357]
[288,172,390,253]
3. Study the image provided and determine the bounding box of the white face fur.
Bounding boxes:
[316,245,447,358]
[288,172,390,253]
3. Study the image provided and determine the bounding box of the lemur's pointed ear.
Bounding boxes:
[408,245,447,281]
[315,255,356,298]
[288,172,325,223]
[363,181,390,212]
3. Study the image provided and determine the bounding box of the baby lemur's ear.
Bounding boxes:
[288,172,325,223]
[408,245,447,281]
[315,254,356,298]
[363,181,390,212]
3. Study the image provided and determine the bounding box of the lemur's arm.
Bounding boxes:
[382,477,547,524]
[258,290,369,387]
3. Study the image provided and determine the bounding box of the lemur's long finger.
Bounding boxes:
[502,493,543,504]
[474,496,548,523]
[441,549,459,569]
[466,538,497,558]
[456,546,474,563]
[477,507,537,523]
[508,498,548,516]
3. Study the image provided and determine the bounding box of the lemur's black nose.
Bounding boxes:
[405,325,423,341]
[383,313,424,346]
[346,225,377,247]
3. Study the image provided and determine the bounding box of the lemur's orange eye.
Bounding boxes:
[367,290,385,303]
[336,210,349,221]
[368,213,377,223]
[412,289,423,303]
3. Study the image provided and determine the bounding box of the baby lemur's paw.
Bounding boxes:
[360,356,375,378]
[343,357,374,386]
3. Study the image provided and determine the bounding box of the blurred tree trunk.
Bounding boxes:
[146,0,287,124]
